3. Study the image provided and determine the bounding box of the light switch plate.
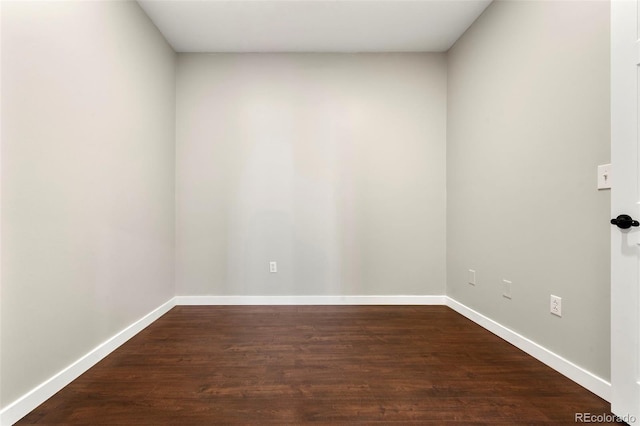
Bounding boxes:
[597,164,611,189]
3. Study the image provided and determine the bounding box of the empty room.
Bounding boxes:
[1,0,636,424]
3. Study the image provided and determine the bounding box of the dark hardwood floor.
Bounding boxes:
[17,306,615,425]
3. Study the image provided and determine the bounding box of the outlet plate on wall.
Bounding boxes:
[502,279,512,299]
[468,269,476,286]
[269,261,277,273]
[550,295,562,317]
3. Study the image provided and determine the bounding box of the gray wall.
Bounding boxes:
[176,54,447,296]
[447,1,611,380]
[1,1,176,406]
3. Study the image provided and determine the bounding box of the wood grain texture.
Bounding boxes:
[16,306,614,424]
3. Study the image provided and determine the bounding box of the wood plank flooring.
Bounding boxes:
[17,306,615,425]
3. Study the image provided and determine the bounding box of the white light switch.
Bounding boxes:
[597,164,611,189]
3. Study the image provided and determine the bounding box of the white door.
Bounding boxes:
[611,0,640,420]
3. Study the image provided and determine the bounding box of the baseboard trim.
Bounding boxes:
[0,298,176,426]
[174,295,447,305]
[445,297,611,402]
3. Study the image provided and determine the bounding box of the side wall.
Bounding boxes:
[447,0,611,381]
[1,1,176,407]
[176,54,447,297]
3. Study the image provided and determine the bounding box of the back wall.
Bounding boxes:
[176,53,447,296]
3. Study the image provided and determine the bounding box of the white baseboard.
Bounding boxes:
[174,295,447,305]
[0,298,176,426]
[445,297,611,402]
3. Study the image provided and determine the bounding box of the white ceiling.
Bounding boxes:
[137,1,492,53]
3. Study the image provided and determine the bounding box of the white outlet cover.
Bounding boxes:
[468,269,476,286]
[597,163,611,189]
[269,261,277,273]
[550,295,562,317]
[502,279,512,299]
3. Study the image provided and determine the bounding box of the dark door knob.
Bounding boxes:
[611,214,640,229]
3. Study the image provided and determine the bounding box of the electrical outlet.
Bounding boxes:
[550,295,562,317]
[269,261,277,273]
[502,279,512,299]
[468,269,476,286]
